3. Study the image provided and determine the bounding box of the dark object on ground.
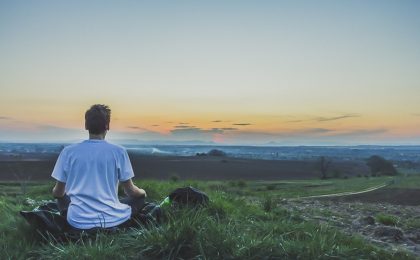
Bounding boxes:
[169,186,209,206]
[353,216,375,227]
[207,149,226,157]
[367,155,397,176]
[20,202,70,234]
[362,216,376,225]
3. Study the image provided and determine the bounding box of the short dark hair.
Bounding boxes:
[85,104,111,135]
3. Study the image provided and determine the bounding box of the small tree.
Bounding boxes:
[208,149,226,157]
[319,156,331,179]
[10,155,31,195]
[367,155,397,176]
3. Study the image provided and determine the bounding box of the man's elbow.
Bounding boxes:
[125,187,147,198]
[52,186,65,198]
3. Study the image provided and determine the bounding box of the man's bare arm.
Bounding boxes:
[120,179,147,198]
[52,181,66,198]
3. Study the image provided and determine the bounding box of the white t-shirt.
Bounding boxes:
[51,139,134,229]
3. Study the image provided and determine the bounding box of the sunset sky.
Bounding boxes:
[1,1,420,145]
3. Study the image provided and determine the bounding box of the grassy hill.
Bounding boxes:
[1,176,418,259]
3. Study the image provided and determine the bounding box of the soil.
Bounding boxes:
[281,192,420,257]
[326,188,420,206]
[0,154,370,181]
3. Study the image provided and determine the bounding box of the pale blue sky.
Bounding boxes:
[1,1,420,144]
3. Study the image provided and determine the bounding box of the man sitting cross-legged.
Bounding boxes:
[51,104,146,230]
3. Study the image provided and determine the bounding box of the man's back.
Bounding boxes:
[52,139,134,229]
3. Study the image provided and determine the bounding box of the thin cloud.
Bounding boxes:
[174,125,195,129]
[151,124,159,127]
[298,128,331,134]
[127,126,148,131]
[211,120,231,123]
[315,114,360,122]
[178,122,189,125]
[0,116,12,120]
[412,113,420,117]
[285,119,305,123]
[171,127,223,135]
[285,113,361,123]
[221,127,238,131]
[232,123,252,126]
[211,127,238,131]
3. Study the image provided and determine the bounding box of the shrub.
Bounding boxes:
[367,155,397,176]
[266,184,276,190]
[262,196,273,212]
[237,180,246,188]
[376,213,399,226]
[169,174,180,182]
[208,149,226,157]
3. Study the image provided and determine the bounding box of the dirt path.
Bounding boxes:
[294,182,391,200]
[287,178,394,201]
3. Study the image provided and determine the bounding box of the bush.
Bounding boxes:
[208,149,227,157]
[266,184,276,190]
[169,174,180,182]
[237,180,246,188]
[376,213,399,226]
[367,155,397,176]
[262,196,273,212]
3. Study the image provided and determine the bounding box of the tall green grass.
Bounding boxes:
[0,179,417,259]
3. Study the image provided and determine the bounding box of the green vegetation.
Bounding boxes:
[0,176,418,259]
[405,218,420,229]
[387,174,420,189]
[367,155,398,176]
[169,174,180,182]
[376,213,399,226]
